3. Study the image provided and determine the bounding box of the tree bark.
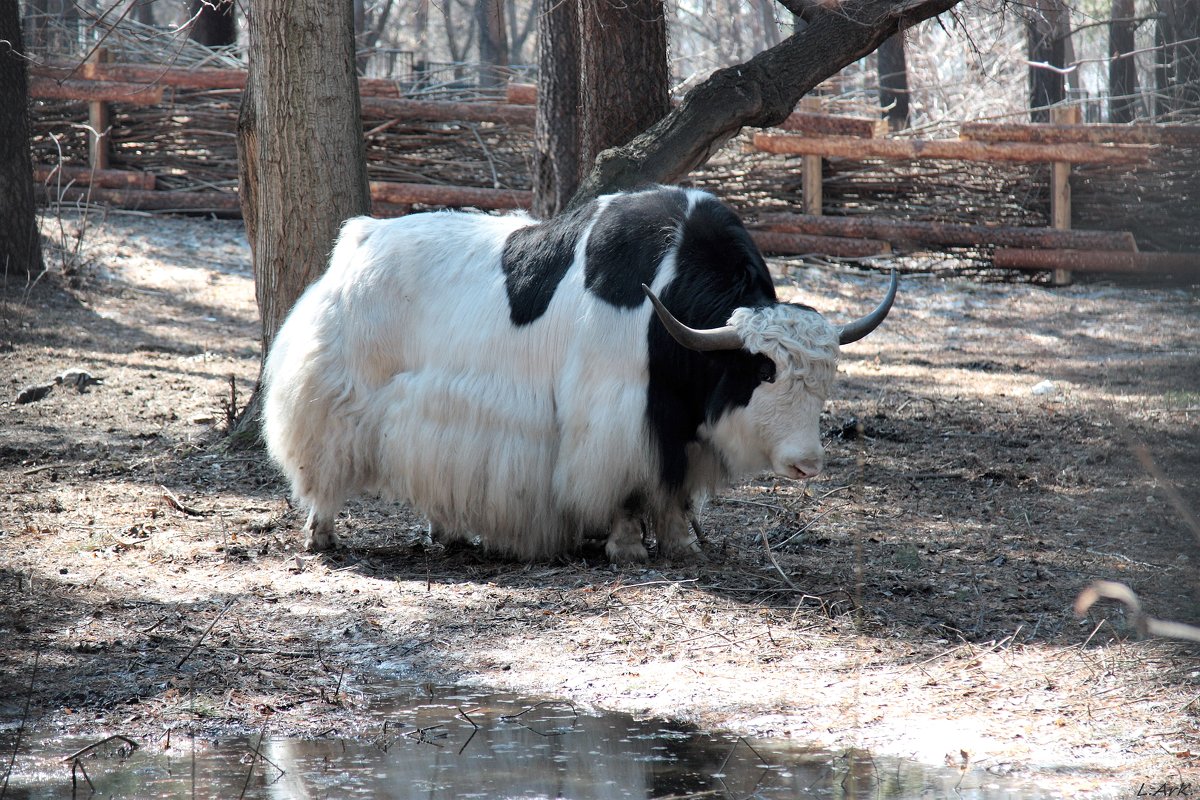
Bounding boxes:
[578,0,670,169]
[1026,0,1070,121]
[1109,0,1139,122]
[0,3,43,279]
[877,32,909,130]
[569,0,962,208]
[532,0,580,218]
[234,0,370,439]
[1155,0,1200,116]
[189,0,236,47]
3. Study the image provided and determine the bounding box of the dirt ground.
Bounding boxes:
[2,209,1199,796]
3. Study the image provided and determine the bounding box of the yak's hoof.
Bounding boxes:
[606,539,649,564]
[304,516,338,551]
[659,535,705,561]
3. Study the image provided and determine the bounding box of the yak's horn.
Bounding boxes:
[642,284,744,353]
[837,270,898,345]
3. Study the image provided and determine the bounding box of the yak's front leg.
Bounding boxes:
[304,509,338,551]
[655,505,704,560]
[605,515,649,564]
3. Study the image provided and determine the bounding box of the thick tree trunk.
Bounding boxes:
[1026,0,1071,121]
[578,0,670,168]
[1109,0,1139,121]
[476,0,508,88]
[233,0,370,440]
[189,0,236,47]
[531,0,580,218]
[0,4,43,279]
[570,0,961,207]
[1155,0,1200,116]
[877,33,909,130]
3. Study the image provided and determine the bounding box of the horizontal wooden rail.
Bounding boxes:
[994,248,1200,273]
[370,181,531,209]
[359,96,534,125]
[753,132,1149,165]
[756,213,1138,252]
[30,75,164,105]
[505,82,537,105]
[34,164,157,190]
[47,186,242,214]
[776,112,879,138]
[748,231,891,258]
[961,121,1200,147]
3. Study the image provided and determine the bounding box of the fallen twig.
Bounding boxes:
[161,484,205,517]
[176,599,236,669]
[759,527,802,592]
[62,734,139,763]
[1075,580,1200,644]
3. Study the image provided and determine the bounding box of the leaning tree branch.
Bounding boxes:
[568,0,962,209]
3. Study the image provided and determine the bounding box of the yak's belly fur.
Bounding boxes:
[263,210,669,559]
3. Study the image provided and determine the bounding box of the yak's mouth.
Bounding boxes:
[775,458,823,481]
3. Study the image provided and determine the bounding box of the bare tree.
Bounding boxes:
[1026,0,1071,121]
[532,0,580,217]
[476,0,508,87]
[569,0,963,208]
[578,0,670,169]
[1155,0,1200,116]
[877,33,910,129]
[189,0,236,47]
[1109,0,1138,122]
[0,2,43,278]
[235,0,370,436]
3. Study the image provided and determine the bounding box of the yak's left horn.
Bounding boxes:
[642,284,744,352]
[837,270,898,345]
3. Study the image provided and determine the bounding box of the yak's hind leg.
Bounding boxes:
[656,504,703,560]
[304,508,339,551]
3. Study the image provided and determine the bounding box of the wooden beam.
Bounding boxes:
[34,164,157,191]
[505,82,537,105]
[777,112,879,138]
[46,186,242,215]
[1048,104,1079,285]
[29,75,165,105]
[994,248,1200,273]
[749,230,891,258]
[87,49,111,171]
[752,132,1149,165]
[360,96,535,126]
[755,213,1138,251]
[961,121,1200,146]
[798,97,825,217]
[370,181,531,209]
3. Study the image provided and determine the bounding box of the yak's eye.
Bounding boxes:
[758,361,776,384]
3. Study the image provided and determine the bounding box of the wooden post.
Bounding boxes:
[1048,104,1079,285]
[800,97,823,216]
[86,48,111,170]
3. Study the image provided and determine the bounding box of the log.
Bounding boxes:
[45,186,242,215]
[993,248,1200,273]
[506,83,537,105]
[752,132,1150,165]
[29,76,165,105]
[370,181,531,209]
[360,96,535,126]
[34,164,157,191]
[777,112,879,138]
[961,121,1200,147]
[748,231,891,258]
[755,213,1138,251]
[36,61,246,90]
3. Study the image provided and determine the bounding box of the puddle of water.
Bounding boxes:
[1,685,1060,799]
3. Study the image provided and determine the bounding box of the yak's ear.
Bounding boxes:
[838,270,898,345]
[641,284,744,353]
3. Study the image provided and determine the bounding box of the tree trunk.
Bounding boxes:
[1109,0,1139,121]
[578,0,670,169]
[189,0,236,47]
[532,0,580,218]
[1156,0,1200,116]
[476,0,509,88]
[1026,0,1070,121]
[570,0,961,207]
[234,0,370,440]
[0,3,43,279]
[877,32,909,130]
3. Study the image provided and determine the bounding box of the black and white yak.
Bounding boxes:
[263,186,897,562]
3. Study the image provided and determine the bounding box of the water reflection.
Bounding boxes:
[2,685,1051,799]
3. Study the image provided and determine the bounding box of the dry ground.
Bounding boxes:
[2,210,1198,796]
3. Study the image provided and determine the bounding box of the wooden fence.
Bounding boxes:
[29,58,1200,278]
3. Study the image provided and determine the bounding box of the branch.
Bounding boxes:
[569,0,962,208]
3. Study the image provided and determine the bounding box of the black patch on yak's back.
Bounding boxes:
[501,202,595,326]
[584,188,690,308]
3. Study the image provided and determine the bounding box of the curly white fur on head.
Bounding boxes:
[729,304,839,394]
